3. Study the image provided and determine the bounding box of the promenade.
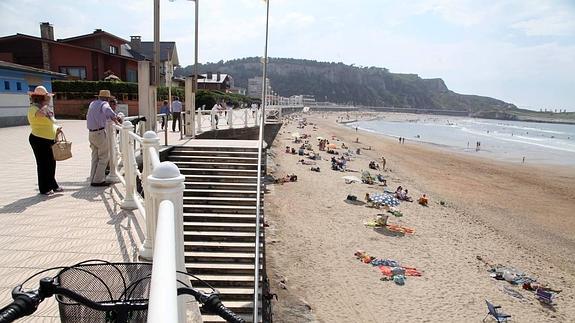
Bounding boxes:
[0,119,187,321]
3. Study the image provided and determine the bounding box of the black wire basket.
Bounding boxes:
[54,260,152,323]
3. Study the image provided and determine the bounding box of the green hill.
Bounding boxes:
[175,57,515,112]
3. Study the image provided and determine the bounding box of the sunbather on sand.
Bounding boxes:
[299,159,316,165]
[418,194,429,206]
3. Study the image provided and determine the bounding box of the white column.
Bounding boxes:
[184,78,195,137]
[138,61,151,127]
[120,121,138,210]
[147,162,197,322]
[139,131,161,260]
[105,122,120,183]
[196,109,202,134]
[148,86,157,132]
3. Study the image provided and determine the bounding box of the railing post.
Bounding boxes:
[196,109,202,134]
[255,109,260,126]
[227,108,233,129]
[120,121,138,210]
[211,109,216,130]
[147,162,200,322]
[105,122,120,183]
[139,130,161,261]
[244,108,248,128]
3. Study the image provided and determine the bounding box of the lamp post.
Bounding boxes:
[254,1,270,322]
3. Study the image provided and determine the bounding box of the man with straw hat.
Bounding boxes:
[86,90,120,186]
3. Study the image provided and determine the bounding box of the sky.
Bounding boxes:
[1,0,574,111]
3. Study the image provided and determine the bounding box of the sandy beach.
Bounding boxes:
[264,112,575,322]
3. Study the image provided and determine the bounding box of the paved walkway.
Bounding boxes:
[0,120,188,321]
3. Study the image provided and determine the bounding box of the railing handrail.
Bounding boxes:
[147,200,178,323]
[106,122,192,322]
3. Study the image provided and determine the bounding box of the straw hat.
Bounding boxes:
[96,89,115,99]
[28,85,54,97]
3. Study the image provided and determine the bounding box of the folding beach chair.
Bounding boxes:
[483,300,511,322]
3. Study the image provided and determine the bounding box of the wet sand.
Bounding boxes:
[265,112,575,322]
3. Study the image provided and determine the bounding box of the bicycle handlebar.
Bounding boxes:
[0,278,246,323]
[0,287,42,323]
[178,287,246,323]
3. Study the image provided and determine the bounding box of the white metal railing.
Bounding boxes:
[105,121,193,322]
[148,200,178,323]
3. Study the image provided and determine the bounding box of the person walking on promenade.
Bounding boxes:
[171,97,182,132]
[27,86,63,195]
[86,90,120,187]
[211,101,222,129]
[160,100,170,130]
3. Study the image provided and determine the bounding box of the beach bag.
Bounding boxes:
[52,131,72,161]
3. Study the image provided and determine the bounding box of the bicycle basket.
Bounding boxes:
[55,261,152,323]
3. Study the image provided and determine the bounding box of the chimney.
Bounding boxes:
[216,72,221,81]
[130,36,141,52]
[40,22,54,40]
[207,72,212,80]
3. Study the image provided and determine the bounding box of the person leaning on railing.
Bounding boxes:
[27,86,64,195]
[86,90,121,187]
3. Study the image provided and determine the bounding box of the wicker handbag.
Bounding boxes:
[52,131,72,161]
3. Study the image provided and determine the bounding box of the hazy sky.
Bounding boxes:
[1,0,574,111]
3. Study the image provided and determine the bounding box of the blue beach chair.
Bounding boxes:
[483,300,511,322]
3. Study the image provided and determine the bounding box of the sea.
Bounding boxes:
[348,117,575,165]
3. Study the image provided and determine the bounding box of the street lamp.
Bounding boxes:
[254,1,270,322]
[169,0,199,138]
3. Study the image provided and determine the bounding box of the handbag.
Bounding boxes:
[52,131,72,161]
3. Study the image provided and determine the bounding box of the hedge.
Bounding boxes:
[52,81,258,108]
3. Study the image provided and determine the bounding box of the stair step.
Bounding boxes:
[180,168,259,173]
[185,251,261,261]
[184,241,262,252]
[184,222,257,228]
[185,181,259,186]
[184,196,258,202]
[184,175,258,183]
[174,162,260,170]
[184,231,261,242]
[184,222,258,232]
[199,300,258,314]
[170,155,259,161]
[170,149,259,155]
[186,262,262,275]
[201,314,261,323]
[184,213,258,223]
[184,205,259,210]
[184,191,261,198]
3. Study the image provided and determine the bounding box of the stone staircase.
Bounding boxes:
[167,140,265,323]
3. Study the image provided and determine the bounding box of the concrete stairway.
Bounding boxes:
[167,140,265,323]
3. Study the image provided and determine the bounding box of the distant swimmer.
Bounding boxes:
[522,156,525,163]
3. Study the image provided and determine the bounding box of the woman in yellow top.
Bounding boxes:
[27,86,62,195]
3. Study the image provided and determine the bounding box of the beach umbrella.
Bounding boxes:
[370,193,400,207]
[291,132,301,138]
[327,143,337,149]
[317,136,324,140]
[342,175,361,184]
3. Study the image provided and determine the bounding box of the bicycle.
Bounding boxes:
[0,260,245,323]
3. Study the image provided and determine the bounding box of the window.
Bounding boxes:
[4,81,9,90]
[109,45,118,54]
[59,66,87,80]
[16,82,22,91]
[126,69,137,82]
